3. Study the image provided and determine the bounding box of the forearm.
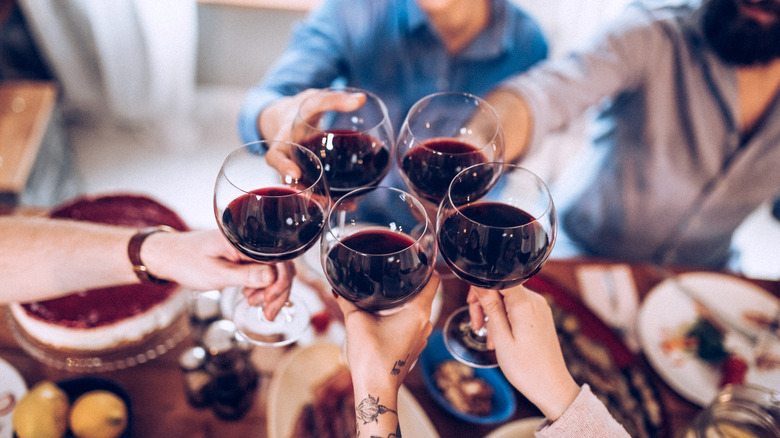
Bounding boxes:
[0,218,138,303]
[485,86,534,163]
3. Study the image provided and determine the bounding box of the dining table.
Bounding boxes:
[1,257,778,438]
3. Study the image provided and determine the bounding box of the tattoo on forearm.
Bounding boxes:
[391,354,409,376]
[356,394,397,424]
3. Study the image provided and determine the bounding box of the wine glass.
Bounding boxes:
[320,186,437,314]
[396,91,505,210]
[214,140,330,346]
[292,86,394,199]
[437,163,556,368]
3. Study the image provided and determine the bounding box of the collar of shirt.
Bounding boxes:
[402,0,512,60]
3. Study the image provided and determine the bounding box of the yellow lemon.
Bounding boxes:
[12,381,69,438]
[68,390,128,438]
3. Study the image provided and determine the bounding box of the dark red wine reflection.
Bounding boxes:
[400,139,492,204]
[221,187,325,262]
[438,202,550,289]
[300,129,390,197]
[324,229,431,312]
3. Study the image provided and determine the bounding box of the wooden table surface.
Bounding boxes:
[1,258,778,437]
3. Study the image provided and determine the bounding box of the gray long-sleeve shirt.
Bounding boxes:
[504,0,780,267]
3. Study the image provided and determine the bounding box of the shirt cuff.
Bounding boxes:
[238,88,284,146]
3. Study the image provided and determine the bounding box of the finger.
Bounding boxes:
[474,288,513,347]
[300,91,367,121]
[266,146,302,180]
[467,288,486,332]
[335,288,360,318]
[262,291,287,321]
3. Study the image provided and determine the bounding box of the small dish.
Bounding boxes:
[57,377,133,438]
[418,329,516,425]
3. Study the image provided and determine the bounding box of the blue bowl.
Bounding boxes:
[419,329,516,424]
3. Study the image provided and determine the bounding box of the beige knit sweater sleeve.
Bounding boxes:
[535,385,630,438]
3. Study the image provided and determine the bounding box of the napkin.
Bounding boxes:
[576,264,640,352]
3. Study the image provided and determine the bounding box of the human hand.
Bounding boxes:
[472,286,580,421]
[259,88,366,178]
[142,229,295,320]
[338,272,439,392]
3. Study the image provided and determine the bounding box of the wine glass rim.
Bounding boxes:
[222,141,327,197]
[296,86,392,135]
[401,91,503,152]
[444,162,554,230]
[325,186,433,255]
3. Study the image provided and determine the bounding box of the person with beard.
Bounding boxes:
[481,0,780,269]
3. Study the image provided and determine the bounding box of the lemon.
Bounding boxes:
[12,380,69,438]
[69,390,128,438]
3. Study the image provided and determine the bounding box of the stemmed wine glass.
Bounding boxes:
[396,91,505,211]
[292,86,394,199]
[214,140,330,346]
[437,163,556,368]
[320,186,437,314]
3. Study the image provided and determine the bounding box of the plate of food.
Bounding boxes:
[267,343,439,438]
[419,329,517,425]
[637,272,780,406]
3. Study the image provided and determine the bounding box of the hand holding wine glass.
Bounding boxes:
[291,86,394,199]
[437,163,556,367]
[397,91,505,214]
[261,88,368,178]
[214,140,330,346]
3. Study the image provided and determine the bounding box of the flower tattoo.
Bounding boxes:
[356,394,397,424]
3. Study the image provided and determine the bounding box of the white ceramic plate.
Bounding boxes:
[637,272,780,406]
[0,357,27,438]
[267,343,439,438]
[484,417,544,438]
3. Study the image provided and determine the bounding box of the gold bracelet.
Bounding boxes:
[127,225,174,284]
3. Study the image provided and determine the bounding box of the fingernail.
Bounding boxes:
[259,268,273,284]
[331,289,340,299]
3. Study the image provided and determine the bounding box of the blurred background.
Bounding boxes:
[3,0,779,279]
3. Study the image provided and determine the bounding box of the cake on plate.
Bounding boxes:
[9,194,190,365]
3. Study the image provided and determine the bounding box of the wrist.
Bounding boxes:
[532,374,581,421]
[130,226,174,284]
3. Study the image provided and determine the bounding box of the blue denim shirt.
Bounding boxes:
[504,1,780,267]
[238,0,548,142]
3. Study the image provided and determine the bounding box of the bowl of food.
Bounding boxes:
[419,329,516,424]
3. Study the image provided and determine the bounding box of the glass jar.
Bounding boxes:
[684,384,780,438]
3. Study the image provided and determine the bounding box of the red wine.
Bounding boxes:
[300,129,390,197]
[324,229,431,312]
[400,139,490,204]
[221,187,325,262]
[438,202,550,288]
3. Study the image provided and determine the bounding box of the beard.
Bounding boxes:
[703,0,780,65]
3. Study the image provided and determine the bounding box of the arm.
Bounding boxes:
[487,3,660,163]
[0,218,293,320]
[473,286,630,437]
[337,273,440,438]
